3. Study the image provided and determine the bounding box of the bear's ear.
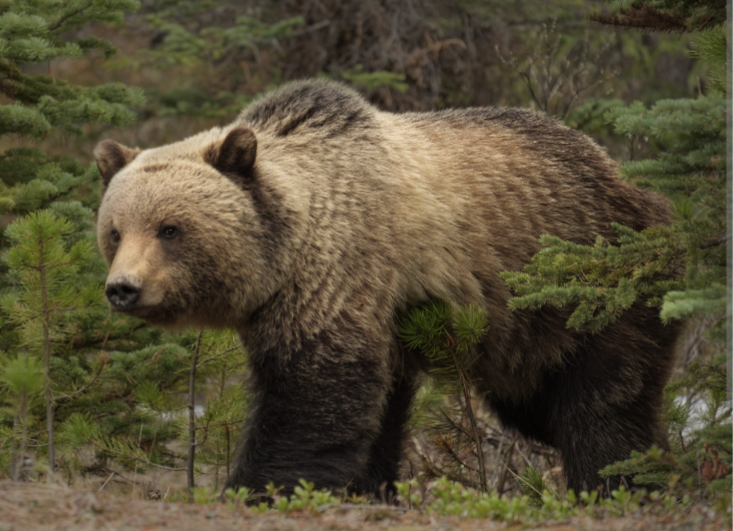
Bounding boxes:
[205,127,257,183]
[94,140,140,187]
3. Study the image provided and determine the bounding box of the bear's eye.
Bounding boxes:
[161,226,178,239]
[110,230,121,244]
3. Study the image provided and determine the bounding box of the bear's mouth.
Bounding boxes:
[111,304,180,325]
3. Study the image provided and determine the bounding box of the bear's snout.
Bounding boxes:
[106,277,141,310]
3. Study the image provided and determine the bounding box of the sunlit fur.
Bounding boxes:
[96,80,679,496]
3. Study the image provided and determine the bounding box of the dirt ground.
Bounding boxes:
[0,481,727,531]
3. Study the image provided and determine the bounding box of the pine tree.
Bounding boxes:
[0,353,43,479]
[400,301,491,492]
[0,0,193,483]
[178,330,248,496]
[123,0,304,120]
[0,0,144,215]
[115,329,249,498]
[1,210,96,477]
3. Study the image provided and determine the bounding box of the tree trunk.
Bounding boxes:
[38,225,54,482]
[452,352,488,493]
[187,331,203,503]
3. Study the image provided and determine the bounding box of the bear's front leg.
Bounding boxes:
[224,325,393,495]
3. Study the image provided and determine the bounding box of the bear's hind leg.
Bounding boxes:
[349,373,419,499]
[553,312,677,494]
[555,390,668,494]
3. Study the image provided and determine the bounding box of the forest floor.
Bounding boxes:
[0,481,727,531]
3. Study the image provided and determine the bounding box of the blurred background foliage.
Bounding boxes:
[24,0,707,156]
[0,0,728,509]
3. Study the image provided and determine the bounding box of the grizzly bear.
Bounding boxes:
[95,79,678,497]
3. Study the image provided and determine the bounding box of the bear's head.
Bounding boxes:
[95,127,283,329]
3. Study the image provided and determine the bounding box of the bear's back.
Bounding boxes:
[238,80,377,140]
[386,105,671,246]
[238,80,669,242]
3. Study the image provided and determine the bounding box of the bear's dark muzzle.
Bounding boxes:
[106,280,141,310]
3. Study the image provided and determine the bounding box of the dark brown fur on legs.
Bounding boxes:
[348,374,420,500]
[552,303,678,494]
[483,302,679,494]
[223,318,393,495]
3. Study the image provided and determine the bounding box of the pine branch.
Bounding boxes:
[588,0,727,34]
[54,359,107,403]
[48,3,95,33]
[193,346,242,369]
[589,4,687,33]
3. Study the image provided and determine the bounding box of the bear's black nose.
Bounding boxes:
[106,280,140,309]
